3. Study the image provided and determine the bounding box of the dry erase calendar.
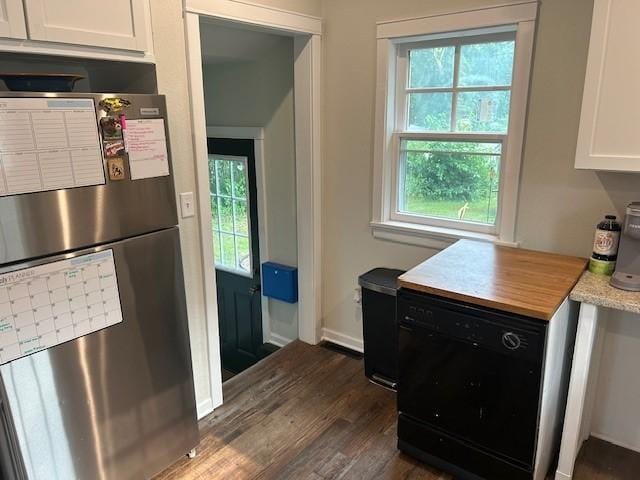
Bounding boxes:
[0,97,105,196]
[0,250,123,364]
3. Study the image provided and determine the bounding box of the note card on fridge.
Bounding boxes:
[125,118,170,180]
[0,98,105,196]
[0,250,123,365]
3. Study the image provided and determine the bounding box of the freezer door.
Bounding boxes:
[0,227,198,480]
[0,93,178,265]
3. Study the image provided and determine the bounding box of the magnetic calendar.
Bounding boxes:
[0,250,123,365]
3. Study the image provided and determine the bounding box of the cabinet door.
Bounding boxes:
[575,0,640,171]
[23,0,149,52]
[0,0,27,39]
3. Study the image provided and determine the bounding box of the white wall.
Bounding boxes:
[151,0,640,449]
[320,0,632,345]
[591,309,640,452]
[321,0,640,451]
[202,25,299,343]
[150,0,211,408]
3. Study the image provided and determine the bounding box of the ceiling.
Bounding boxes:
[199,21,290,65]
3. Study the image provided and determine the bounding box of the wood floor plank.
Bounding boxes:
[153,341,638,480]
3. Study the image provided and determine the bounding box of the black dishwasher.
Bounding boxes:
[397,289,547,480]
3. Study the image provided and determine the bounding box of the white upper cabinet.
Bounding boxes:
[0,0,26,39]
[575,0,640,172]
[23,0,149,51]
[0,0,153,62]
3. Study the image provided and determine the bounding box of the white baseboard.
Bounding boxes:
[321,327,364,353]
[267,331,295,348]
[590,431,640,454]
[196,397,214,420]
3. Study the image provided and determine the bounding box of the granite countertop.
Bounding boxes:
[570,271,640,314]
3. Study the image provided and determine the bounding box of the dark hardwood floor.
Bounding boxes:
[154,341,640,480]
[574,437,640,480]
[221,368,236,383]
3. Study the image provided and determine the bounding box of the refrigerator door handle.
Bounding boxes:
[0,397,26,480]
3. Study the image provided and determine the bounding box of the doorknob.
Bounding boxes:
[249,285,261,295]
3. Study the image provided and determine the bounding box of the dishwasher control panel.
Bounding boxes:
[398,289,545,361]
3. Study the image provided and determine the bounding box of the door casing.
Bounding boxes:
[184,2,322,417]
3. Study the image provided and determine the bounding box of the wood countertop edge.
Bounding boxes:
[399,267,585,321]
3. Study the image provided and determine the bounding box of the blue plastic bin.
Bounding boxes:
[262,262,298,303]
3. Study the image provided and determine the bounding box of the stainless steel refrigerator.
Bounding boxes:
[0,93,198,479]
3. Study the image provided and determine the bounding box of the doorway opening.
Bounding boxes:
[200,22,298,381]
[184,1,322,416]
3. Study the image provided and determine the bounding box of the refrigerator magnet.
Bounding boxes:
[100,116,123,141]
[107,157,126,181]
[103,139,125,158]
[99,97,131,115]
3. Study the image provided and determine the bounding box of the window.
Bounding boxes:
[395,34,514,231]
[209,154,252,275]
[373,4,537,246]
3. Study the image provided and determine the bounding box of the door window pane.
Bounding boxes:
[408,92,452,132]
[456,90,511,133]
[216,159,233,197]
[458,41,515,87]
[237,236,250,272]
[209,155,252,274]
[409,46,455,88]
[220,233,236,267]
[218,197,234,233]
[399,140,501,225]
[234,200,249,235]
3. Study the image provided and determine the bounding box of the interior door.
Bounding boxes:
[0,0,26,39]
[22,0,148,51]
[207,138,263,374]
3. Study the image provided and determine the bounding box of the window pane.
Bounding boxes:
[408,92,452,132]
[212,230,222,266]
[216,159,232,196]
[399,140,501,225]
[456,90,511,133]
[219,233,236,269]
[459,41,515,87]
[208,155,217,194]
[232,160,248,198]
[409,47,455,88]
[237,236,251,273]
[211,195,219,229]
[218,197,234,233]
[234,200,249,235]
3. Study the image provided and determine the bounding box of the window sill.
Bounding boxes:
[370,220,519,250]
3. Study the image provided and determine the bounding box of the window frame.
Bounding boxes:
[209,153,254,277]
[372,2,538,248]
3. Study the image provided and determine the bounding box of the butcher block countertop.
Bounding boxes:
[399,240,588,321]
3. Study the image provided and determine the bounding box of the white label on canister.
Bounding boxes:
[593,230,620,256]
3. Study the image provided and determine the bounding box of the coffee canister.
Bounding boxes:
[588,215,621,275]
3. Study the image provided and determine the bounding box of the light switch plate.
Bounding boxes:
[180,192,195,218]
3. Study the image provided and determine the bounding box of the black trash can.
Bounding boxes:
[358,268,405,391]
